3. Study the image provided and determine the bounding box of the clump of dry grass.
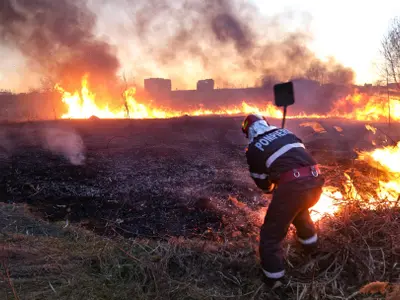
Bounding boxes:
[0,200,399,300]
[358,281,400,300]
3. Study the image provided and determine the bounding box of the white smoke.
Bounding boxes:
[41,127,86,165]
[0,125,86,165]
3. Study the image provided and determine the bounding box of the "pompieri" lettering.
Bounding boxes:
[255,129,291,151]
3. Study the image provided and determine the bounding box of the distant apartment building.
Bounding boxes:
[142,77,345,114]
[143,77,270,109]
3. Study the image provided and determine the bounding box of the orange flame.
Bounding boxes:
[360,142,400,204]
[310,187,342,221]
[56,76,400,121]
[56,76,283,119]
[253,187,342,224]
[307,141,400,223]
[330,93,400,121]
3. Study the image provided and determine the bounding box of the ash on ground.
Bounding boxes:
[0,117,395,240]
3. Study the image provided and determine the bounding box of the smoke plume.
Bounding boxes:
[0,0,354,105]
[41,127,86,165]
[115,0,354,88]
[0,0,120,95]
[0,125,85,165]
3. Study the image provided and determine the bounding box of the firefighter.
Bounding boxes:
[241,114,325,287]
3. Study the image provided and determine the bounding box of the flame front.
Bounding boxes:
[369,141,400,173]
[330,93,400,121]
[55,76,124,119]
[360,141,400,204]
[56,76,283,120]
[56,76,400,121]
[308,142,400,222]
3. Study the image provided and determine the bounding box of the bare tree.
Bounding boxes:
[40,76,56,92]
[382,17,400,90]
[120,72,130,119]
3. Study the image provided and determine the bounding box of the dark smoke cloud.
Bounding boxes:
[121,0,354,88]
[0,0,120,94]
[0,0,354,111]
[211,13,253,53]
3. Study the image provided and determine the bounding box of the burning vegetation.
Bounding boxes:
[0,0,398,124]
[53,75,400,124]
[0,0,399,299]
[0,116,399,299]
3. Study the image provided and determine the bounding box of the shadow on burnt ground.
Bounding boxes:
[0,116,389,240]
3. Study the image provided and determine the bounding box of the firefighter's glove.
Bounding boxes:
[262,181,276,194]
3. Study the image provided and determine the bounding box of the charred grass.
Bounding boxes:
[0,117,399,299]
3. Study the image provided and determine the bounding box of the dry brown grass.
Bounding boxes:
[0,200,398,300]
[0,118,399,299]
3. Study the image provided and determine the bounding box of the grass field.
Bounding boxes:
[0,116,399,299]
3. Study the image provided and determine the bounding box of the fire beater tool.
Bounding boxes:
[273,81,295,129]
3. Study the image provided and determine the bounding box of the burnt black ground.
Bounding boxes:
[0,116,398,240]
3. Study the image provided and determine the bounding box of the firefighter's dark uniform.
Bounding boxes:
[246,126,325,279]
